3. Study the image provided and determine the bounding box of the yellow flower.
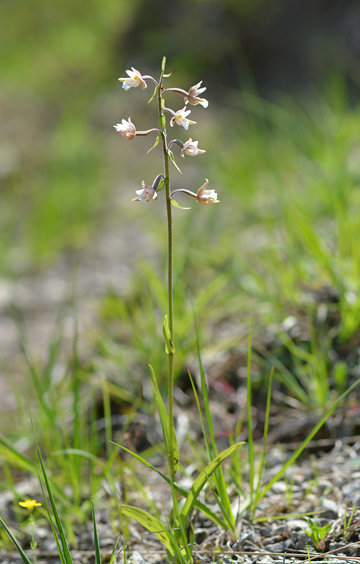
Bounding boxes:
[19,499,42,511]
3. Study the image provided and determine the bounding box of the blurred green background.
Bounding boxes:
[2,0,360,273]
[2,0,360,412]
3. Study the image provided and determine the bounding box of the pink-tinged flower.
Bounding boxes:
[113,118,136,140]
[119,67,147,90]
[185,81,209,108]
[196,179,219,204]
[170,107,197,130]
[180,138,206,158]
[133,181,158,204]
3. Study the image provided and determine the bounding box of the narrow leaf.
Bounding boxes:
[258,375,360,501]
[168,149,182,173]
[32,420,74,564]
[0,514,33,564]
[148,86,158,104]
[180,442,244,526]
[162,315,175,354]
[149,365,179,473]
[147,134,161,154]
[92,499,102,564]
[121,506,175,557]
[171,199,191,210]
[110,442,226,529]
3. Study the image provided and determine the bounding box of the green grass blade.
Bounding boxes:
[258,376,360,501]
[180,442,244,527]
[149,365,179,473]
[109,538,121,564]
[193,307,235,530]
[31,420,74,564]
[120,506,175,557]
[37,469,66,564]
[246,320,254,508]
[253,368,274,514]
[110,442,226,529]
[0,434,37,474]
[91,498,102,564]
[188,371,212,460]
[0,514,33,564]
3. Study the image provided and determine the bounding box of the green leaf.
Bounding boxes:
[32,420,74,564]
[0,433,37,475]
[149,365,179,474]
[0,514,33,564]
[156,177,167,193]
[179,442,244,529]
[168,150,182,173]
[91,499,102,564]
[121,506,175,557]
[110,442,226,529]
[147,134,161,154]
[148,85,158,104]
[163,314,175,354]
[170,199,191,210]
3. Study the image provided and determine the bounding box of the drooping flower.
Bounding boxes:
[19,499,42,511]
[133,181,158,204]
[180,138,206,158]
[113,118,136,140]
[119,67,147,90]
[170,107,197,130]
[196,179,219,204]
[170,179,219,207]
[185,81,209,108]
[161,81,209,108]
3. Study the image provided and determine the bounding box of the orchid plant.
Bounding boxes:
[115,57,218,483]
[113,59,242,562]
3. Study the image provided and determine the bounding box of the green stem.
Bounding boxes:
[157,58,175,483]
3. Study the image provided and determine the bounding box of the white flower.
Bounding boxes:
[132,181,158,204]
[185,81,209,108]
[180,138,206,158]
[119,67,147,90]
[170,107,197,130]
[196,179,219,204]
[113,118,136,140]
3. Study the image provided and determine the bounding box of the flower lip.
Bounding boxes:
[114,117,136,140]
[133,181,158,204]
[170,107,197,130]
[119,67,147,90]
